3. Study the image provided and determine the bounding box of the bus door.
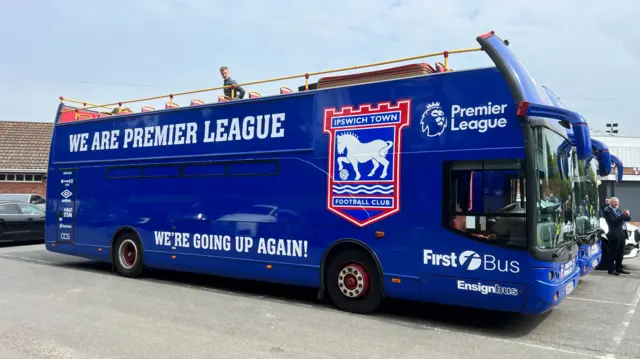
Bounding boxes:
[57,169,76,243]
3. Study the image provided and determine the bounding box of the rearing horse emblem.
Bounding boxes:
[323,99,412,227]
[336,132,393,181]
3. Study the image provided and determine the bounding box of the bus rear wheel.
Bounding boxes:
[326,249,382,314]
[112,232,144,278]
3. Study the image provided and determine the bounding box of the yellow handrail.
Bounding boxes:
[59,97,115,110]
[59,46,482,115]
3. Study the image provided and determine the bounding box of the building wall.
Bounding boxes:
[612,182,640,213]
[600,180,640,226]
[592,133,640,225]
[0,178,47,196]
[592,134,640,170]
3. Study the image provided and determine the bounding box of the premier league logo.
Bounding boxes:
[323,99,411,227]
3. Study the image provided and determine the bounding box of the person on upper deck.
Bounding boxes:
[219,66,246,100]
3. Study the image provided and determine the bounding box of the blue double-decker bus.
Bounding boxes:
[47,31,596,315]
[559,134,611,277]
[542,86,624,277]
[571,137,624,277]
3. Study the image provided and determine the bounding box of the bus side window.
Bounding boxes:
[444,160,527,246]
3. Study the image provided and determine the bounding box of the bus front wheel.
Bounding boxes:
[112,232,144,278]
[326,249,382,314]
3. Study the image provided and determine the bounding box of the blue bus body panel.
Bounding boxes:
[46,57,577,315]
[578,242,602,276]
[486,37,555,109]
[53,93,317,164]
[482,35,591,159]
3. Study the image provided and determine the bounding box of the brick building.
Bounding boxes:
[0,120,53,196]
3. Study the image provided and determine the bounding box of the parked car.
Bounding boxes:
[0,201,45,244]
[0,193,46,210]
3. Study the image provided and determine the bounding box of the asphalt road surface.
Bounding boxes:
[1,243,640,359]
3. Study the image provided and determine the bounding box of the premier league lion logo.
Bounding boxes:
[420,102,447,137]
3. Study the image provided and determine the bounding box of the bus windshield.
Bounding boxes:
[535,127,576,250]
[574,157,601,235]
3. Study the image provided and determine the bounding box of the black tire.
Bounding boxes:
[325,249,382,314]
[112,232,145,278]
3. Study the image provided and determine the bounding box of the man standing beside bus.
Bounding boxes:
[219,66,246,100]
[603,197,631,275]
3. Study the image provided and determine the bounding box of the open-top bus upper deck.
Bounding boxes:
[54,32,590,156]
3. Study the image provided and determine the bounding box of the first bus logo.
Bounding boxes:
[323,99,412,227]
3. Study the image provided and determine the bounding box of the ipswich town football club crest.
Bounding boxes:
[323,99,412,227]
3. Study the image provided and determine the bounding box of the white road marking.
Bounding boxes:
[404,322,606,358]
[609,283,640,358]
[567,296,632,306]
[0,254,55,265]
[18,256,56,264]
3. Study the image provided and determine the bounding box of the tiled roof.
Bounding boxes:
[0,120,53,172]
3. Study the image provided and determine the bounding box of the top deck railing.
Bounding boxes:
[59,46,484,120]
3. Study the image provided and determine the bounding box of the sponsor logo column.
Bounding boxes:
[58,171,76,243]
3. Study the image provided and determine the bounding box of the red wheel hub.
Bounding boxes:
[118,239,138,270]
[344,274,358,290]
[123,242,136,266]
[337,263,370,298]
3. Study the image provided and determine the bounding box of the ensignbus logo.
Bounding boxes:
[456,280,520,296]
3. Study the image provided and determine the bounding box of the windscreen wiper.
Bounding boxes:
[574,234,588,245]
[586,228,604,244]
[552,234,578,258]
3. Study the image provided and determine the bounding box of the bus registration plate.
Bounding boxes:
[566,281,574,295]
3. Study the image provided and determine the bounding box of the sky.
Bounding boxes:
[1,0,638,135]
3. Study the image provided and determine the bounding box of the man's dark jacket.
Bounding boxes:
[603,206,631,242]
